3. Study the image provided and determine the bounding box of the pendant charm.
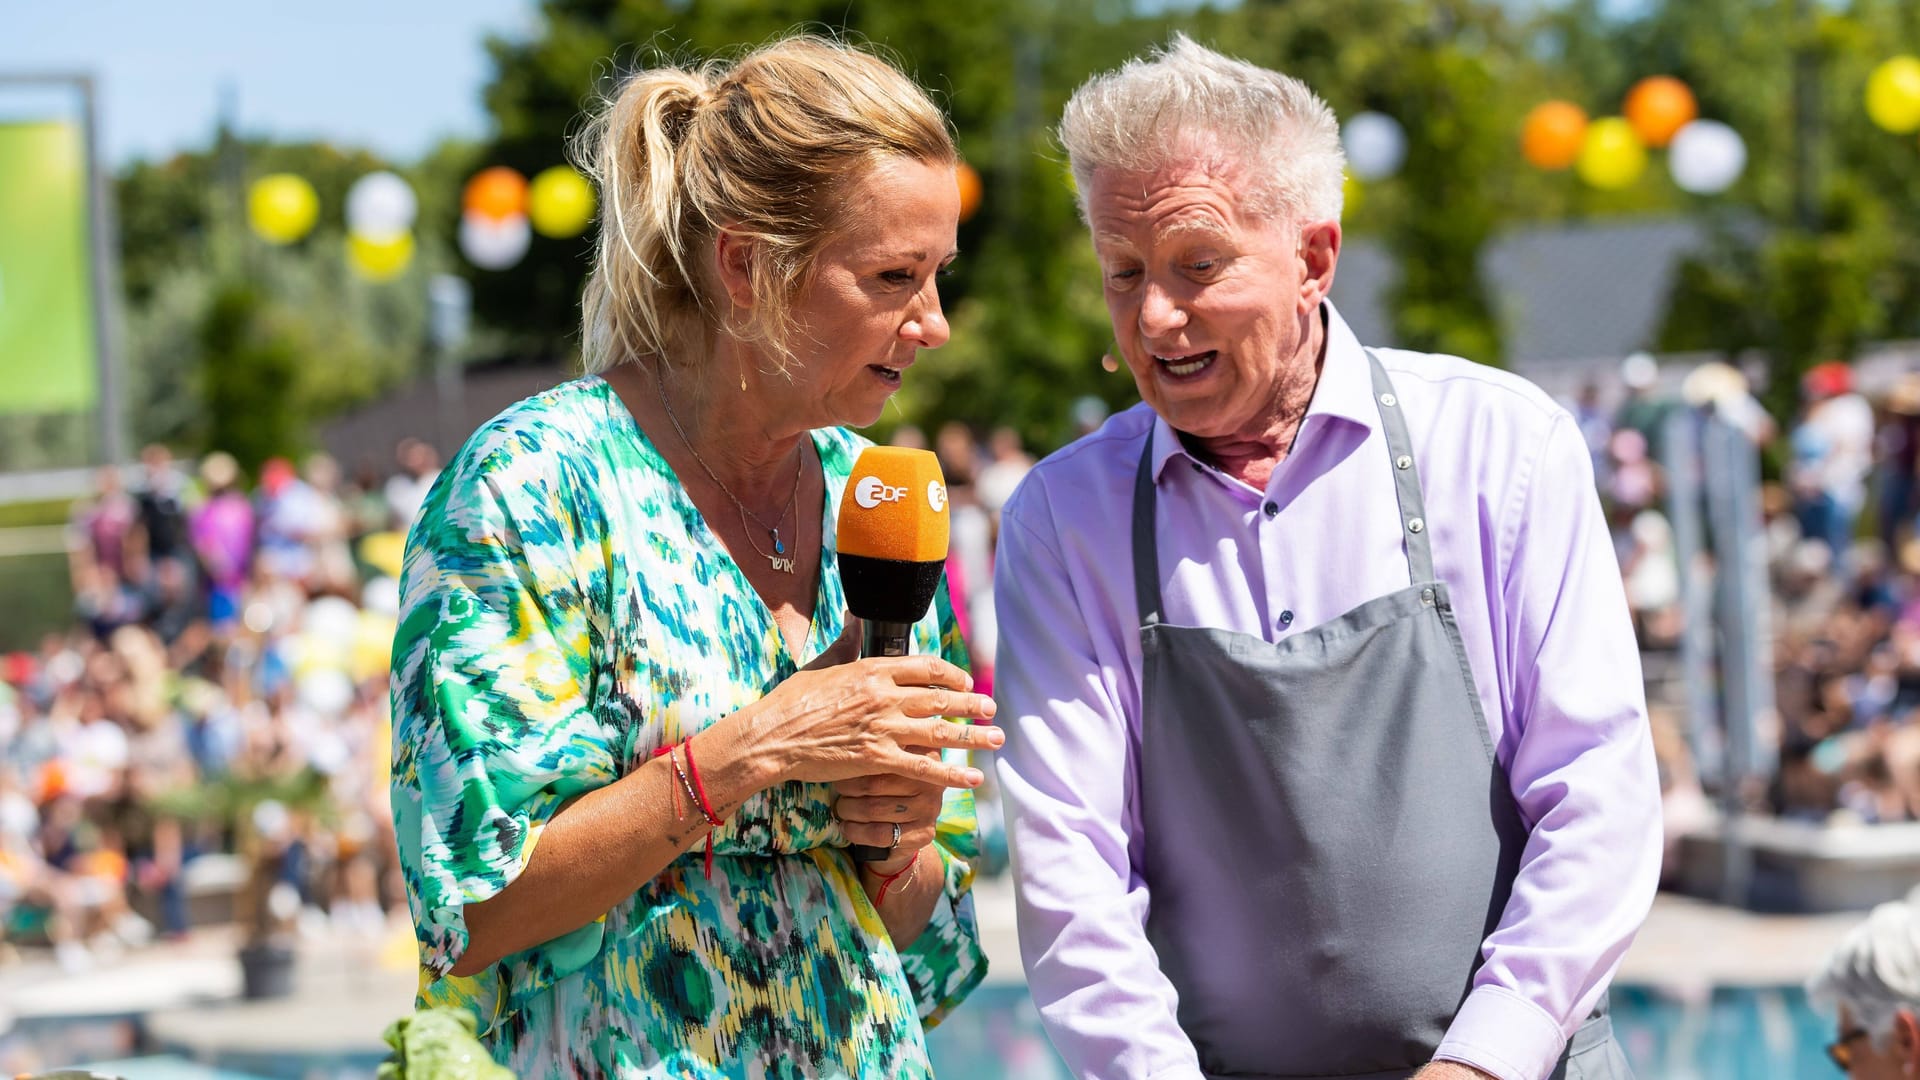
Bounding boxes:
[772,530,785,555]
[769,555,795,574]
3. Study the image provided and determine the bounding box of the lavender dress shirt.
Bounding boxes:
[992,303,1662,1080]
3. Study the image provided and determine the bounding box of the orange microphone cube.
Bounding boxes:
[837,447,950,564]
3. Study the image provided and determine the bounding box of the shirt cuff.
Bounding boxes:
[1432,985,1569,1080]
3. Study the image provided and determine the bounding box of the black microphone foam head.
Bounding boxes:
[839,552,945,625]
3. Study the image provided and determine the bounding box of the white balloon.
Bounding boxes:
[302,595,361,644]
[297,669,355,718]
[460,211,532,270]
[1342,112,1407,181]
[346,171,417,239]
[1668,120,1746,195]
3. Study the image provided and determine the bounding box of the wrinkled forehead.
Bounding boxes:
[1085,165,1269,255]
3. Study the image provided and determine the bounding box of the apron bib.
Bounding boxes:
[1132,351,1626,1080]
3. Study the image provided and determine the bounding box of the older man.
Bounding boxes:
[1811,888,1920,1078]
[992,37,1661,1080]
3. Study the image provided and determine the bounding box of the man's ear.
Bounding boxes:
[1298,219,1341,313]
[713,228,757,311]
[1898,1008,1920,1069]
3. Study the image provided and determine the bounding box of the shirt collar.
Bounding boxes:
[1150,300,1379,481]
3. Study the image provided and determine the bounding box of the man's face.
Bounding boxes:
[1084,147,1336,440]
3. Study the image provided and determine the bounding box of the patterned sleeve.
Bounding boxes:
[389,436,617,1009]
[896,576,990,1027]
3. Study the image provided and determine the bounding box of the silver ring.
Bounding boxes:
[888,822,902,851]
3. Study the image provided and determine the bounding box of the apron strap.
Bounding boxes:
[1364,349,1436,586]
[1132,432,1164,627]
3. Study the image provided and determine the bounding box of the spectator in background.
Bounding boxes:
[889,423,928,451]
[133,445,193,578]
[381,438,440,533]
[1877,373,1920,553]
[936,422,998,695]
[974,425,1034,517]
[1614,351,1670,461]
[300,454,357,594]
[1573,380,1614,491]
[189,452,253,630]
[343,461,393,543]
[254,458,320,586]
[67,466,139,590]
[1069,395,1110,442]
[1808,886,1920,1077]
[1792,360,1876,565]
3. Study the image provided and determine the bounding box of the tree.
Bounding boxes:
[114,138,454,455]
[1608,0,1920,417]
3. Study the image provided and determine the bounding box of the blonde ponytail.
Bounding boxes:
[573,35,954,375]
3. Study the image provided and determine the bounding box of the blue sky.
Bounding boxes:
[0,0,537,167]
[0,0,1669,170]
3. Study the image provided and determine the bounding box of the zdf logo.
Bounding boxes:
[854,476,910,509]
[925,481,947,512]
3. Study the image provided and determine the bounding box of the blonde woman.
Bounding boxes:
[390,36,1001,1078]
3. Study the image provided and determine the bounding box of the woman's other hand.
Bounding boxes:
[832,769,946,873]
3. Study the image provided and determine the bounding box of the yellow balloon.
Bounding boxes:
[347,230,415,282]
[1576,117,1647,190]
[248,174,319,245]
[528,165,596,238]
[357,530,405,580]
[1867,56,1920,134]
[352,610,399,681]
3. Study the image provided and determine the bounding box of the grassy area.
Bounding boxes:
[0,497,76,529]
[0,551,72,650]
[0,498,78,649]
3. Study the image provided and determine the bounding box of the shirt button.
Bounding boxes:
[1262,501,1278,518]
[1279,610,1294,627]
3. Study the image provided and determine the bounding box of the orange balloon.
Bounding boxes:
[1624,76,1698,148]
[955,161,983,223]
[1523,100,1589,170]
[463,166,528,222]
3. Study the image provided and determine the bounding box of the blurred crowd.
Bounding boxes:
[0,437,442,970]
[1581,353,1920,838]
[20,356,1920,971]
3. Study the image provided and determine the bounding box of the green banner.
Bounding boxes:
[0,121,98,414]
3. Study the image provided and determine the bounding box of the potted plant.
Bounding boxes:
[151,767,333,999]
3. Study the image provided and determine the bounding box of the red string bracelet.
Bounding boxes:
[873,852,920,906]
[653,739,722,879]
[649,744,685,820]
[681,735,723,880]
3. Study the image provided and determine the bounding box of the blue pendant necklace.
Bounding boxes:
[656,369,804,573]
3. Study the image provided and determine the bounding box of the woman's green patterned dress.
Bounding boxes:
[389,376,986,1078]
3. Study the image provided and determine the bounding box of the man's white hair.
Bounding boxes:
[1809,887,1920,1049]
[1057,33,1346,225]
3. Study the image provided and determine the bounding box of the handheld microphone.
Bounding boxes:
[836,446,951,862]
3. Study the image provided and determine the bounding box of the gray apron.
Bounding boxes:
[1131,352,1629,1080]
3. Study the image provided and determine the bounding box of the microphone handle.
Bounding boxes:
[860,619,916,659]
[849,618,920,863]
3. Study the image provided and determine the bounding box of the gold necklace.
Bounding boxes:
[655,370,805,574]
